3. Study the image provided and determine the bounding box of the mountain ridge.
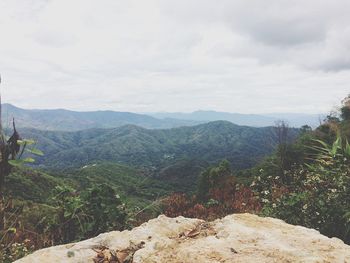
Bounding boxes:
[2,103,202,131]
[3,104,322,131]
[18,120,296,173]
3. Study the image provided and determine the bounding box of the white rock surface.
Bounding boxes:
[16,213,350,263]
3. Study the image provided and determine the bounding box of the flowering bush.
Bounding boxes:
[252,137,350,244]
[0,242,33,263]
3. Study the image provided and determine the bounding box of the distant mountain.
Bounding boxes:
[2,104,201,131]
[150,110,324,128]
[3,104,323,131]
[20,121,297,172]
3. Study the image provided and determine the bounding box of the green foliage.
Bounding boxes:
[254,136,350,244]
[51,185,87,242]
[5,168,67,203]
[157,159,208,192]
[197,169,211,202]
[50,184,128,243]
[197,160,232,202]
[82,184,127,236]
[64,162,173,207]
[341,95,350,121]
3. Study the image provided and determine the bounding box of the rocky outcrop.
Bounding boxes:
[16,213,350,263]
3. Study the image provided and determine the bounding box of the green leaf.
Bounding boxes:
[8,159,25,167]
[16,140,26,146]
[331,137,341,156]
[344,139,350,157]
[22,157,35,163]
[26,148,44,156]
[313,139,330,149]
[18,139,35,145]
[64,211,72,218]
[7,227,16,233]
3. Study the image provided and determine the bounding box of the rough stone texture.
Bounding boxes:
[16,213,350,263]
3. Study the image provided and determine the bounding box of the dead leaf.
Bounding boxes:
[116,250,129,262]
[186,229,200,238]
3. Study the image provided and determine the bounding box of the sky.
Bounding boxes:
[0,0,349,114]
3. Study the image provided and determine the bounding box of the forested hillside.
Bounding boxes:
[21,121,293,171]
[6,163,171,208]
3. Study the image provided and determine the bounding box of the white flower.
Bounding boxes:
[262,198,269,203]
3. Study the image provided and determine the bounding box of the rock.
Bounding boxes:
[16,213,350,263]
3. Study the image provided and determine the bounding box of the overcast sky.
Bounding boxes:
[0,0,349,113]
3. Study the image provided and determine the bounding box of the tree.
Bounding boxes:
[341,95,350,121]
[300,125,312,134]
[82,184,126,237]
[197,160,233,202]
[197,169,211,202]
[273,120,290,182]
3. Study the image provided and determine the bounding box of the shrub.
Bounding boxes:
[253,137,350,244]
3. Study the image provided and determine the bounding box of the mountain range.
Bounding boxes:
[2,104,322,131]
[20,120,297,172]
[15,120,295,192]
[2,104,200,131]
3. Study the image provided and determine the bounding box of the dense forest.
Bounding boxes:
[0,96,349,262]
[21,121,287,169]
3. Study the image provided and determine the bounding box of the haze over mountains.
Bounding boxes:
[150,111,324,128]
[3,104,322,131]
[2,104,200,131]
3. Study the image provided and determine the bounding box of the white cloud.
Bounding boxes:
[0,0,349,113]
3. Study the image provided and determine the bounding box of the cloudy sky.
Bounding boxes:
[0,0,349,113]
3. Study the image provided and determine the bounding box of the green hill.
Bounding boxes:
[21,121,288,171]
[6,162,173,208]
[61,162,173,206]
[5,168,68,203]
